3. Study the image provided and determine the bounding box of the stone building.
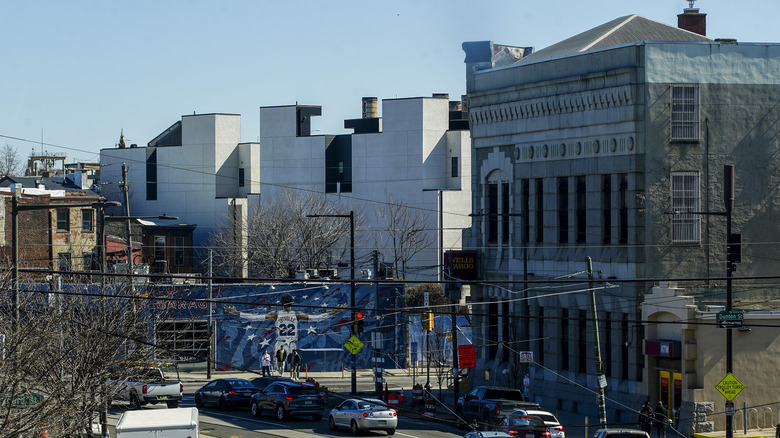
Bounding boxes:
[462,7,780,430]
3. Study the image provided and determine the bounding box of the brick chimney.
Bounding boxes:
[678,6,706,37]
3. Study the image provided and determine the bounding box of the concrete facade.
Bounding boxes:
[462,15,780,430]
[259,96,473,281]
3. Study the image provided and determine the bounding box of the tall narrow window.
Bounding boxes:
[605,311,612,378]
[154,236,166,261]
[238,168,245,188]
[602,175,612,244]
[174,236,185,266]
[146,148,158,201]
[535,179,544,243]
[576,176,586,243]
[451,157,459,178]
[501,301,510,362]
[560,308,569,371]
[488,300,499,360]
[621,314,630,380]
[537,306,545,366]
[487,183,498,244]
[521,179,530,245]
[578,309,587,373]
[81,209,93,232]
[57,210,69,232]
[82,252,93,270]
[671,85,699,142]
[618,173,628,244]
[501,182,510,244]
[557,177,568,244]
[671,172,701,243]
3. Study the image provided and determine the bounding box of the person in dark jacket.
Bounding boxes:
[288,349,302,379]
[654,401,668,438]
[639,401,653,433]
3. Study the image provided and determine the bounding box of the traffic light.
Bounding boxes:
[422,310,434,331]
[353,312,365,334]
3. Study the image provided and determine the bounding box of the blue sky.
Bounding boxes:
[3,0,779,163]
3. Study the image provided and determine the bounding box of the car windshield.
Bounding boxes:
[485,389,524,401]
[289,386,319,395]
[357,401,387,410]
[508,417,545,427]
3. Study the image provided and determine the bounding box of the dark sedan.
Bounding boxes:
[250,376,295,391]
[497,415,552,438]
[195,378,256,410]
[250,381,324,421]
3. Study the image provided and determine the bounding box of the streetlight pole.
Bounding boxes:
[724,165,735,438]
[307,211,356,394]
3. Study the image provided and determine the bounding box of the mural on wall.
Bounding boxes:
[158,282,406,372]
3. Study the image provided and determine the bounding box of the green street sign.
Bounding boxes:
[717,310,743,328]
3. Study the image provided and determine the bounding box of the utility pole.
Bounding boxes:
[121,163,133,291]
[588,256,607,428]
[724,165,735,438]
[208,250,213,379]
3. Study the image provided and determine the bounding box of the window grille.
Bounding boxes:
[671,172,700,243]
[671,85,699,142]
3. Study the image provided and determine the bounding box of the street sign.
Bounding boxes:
[715,373,744,401]
[344,335,364,355]
[725,402,735,417]
[717,310,744,328]
[519,351,534,363]
[458,344,476,369]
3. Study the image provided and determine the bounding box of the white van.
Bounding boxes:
[116,407,198,438]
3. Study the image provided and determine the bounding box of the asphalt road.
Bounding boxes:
[104,381,465,438]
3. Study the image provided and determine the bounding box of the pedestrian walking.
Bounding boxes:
[289,349,302,380]
[261,350,272,376]
[654,401,668,438]
[639,401,653,434]
[275,346,287,376]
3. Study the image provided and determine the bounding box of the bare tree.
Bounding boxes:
[0,273,174,436]
[0,143,22,177]
[207,191,361,278]
[429,327,453,400]
[373,194,434,279]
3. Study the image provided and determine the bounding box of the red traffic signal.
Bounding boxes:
[353,312,365,333]
[356,312,364,319]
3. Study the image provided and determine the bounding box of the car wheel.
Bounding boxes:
[194,394,203,408]
[251,401,261,417]
[480,414,491,431]
[276,405,287,420]
[313,413,322,421]
[129,394,141,410]
[351,420,360,435]
[387,428,396,435]
[218,397,228,411]
[166,400,179,409]
[329,416,337,430]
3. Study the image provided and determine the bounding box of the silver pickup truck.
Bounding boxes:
[117,364,184,409]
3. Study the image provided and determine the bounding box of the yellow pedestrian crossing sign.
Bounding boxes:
[344,335,364,355]
[715,373,744,401]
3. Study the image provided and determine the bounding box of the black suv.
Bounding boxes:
[250,381,324,421]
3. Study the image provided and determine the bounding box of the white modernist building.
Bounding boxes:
[259,95,473,281]
[100,95,472,281]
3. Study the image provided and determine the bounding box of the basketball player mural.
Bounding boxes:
[225,294,345,356]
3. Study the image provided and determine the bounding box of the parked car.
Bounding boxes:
[250,381,324,421]
[115,407,198,438]
[591,429,651,438]
[194,378,256,409]
[115,363,183,409]
[497,414,551,438]
[511,409,565,438]
[250,376,294,391]
[456,386,540,430]
[329,398,398,435]
[464,432,514,438]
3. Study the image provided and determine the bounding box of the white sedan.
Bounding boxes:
[329,398,398,435]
